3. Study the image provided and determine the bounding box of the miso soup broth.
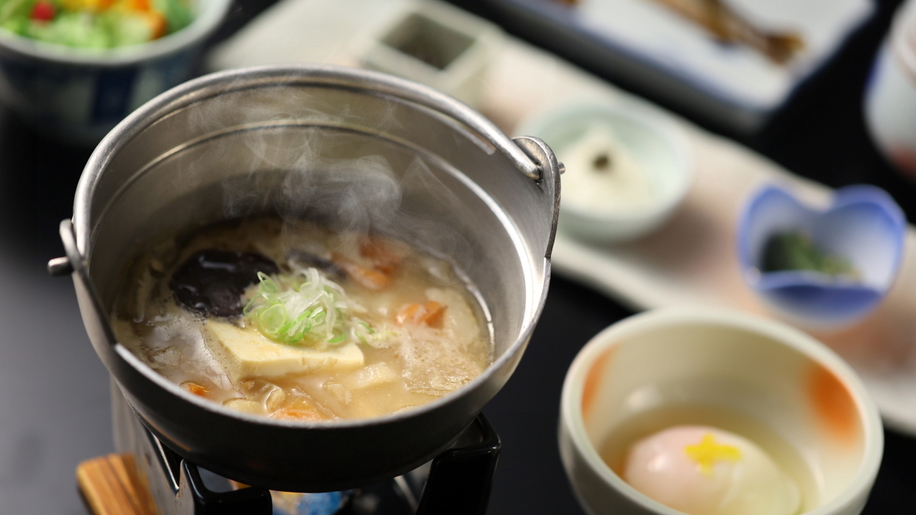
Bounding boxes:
[111,217,493,421]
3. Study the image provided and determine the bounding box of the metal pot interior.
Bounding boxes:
[70,66,558,490]
[91,126,536,353]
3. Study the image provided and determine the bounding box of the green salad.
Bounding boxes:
[0,0,193,48]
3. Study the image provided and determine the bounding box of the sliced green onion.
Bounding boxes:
[257,272,277,293]
[258,304,287,334]
[243,267,369,348]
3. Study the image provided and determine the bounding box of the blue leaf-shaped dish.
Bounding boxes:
[737,184,906,329]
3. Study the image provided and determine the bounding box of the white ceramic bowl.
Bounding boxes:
[864,0,916,179]
[0,0,230,145]
[559,307,883,515]
[516,102,692,243]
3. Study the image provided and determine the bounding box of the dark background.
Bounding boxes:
[0,0,913,513]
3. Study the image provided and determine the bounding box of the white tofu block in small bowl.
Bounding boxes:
[358,0,502,108]
[517,101,693,244]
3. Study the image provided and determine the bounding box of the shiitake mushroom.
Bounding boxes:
[170,249,279,318]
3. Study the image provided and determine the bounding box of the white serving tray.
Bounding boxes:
[207,0,916,435]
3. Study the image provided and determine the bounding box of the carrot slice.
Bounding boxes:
[181,381,209,397]
[359,236,405,274]
[396,301,447,327]
[334,255,390,290]
[421,301,446,328]
[396,303,424,325]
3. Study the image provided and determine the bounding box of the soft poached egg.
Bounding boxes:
[623,425,801,515]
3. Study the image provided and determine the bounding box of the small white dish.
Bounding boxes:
[517,101,692,243]
[559,307,883,515]
[358,0,502,108]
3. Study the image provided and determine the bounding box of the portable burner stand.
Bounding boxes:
[76,383,501,515]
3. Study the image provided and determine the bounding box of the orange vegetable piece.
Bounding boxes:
[334,254,390,290]
[422,301,446,328]
[396,303,423,325]
[181,381,209,397]
[396,301,446,328]
[359,236,405,274]
[140,11,168,39]
[73,0,113,10]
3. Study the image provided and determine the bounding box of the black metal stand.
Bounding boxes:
[415,415,501,515]
[112,382,501,515]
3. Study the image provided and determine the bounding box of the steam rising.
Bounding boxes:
[182,79,476,267]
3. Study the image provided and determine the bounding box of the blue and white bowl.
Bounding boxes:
[737,184,906,330]
[0,0,230,145]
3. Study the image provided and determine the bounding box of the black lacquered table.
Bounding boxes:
[1,0,914,513]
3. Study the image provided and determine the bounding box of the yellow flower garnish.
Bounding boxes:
[684,433,742,477]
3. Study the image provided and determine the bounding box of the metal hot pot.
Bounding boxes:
[52,64,561,493]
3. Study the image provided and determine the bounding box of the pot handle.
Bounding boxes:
[512,136,563,260]
[50,219,118,354]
